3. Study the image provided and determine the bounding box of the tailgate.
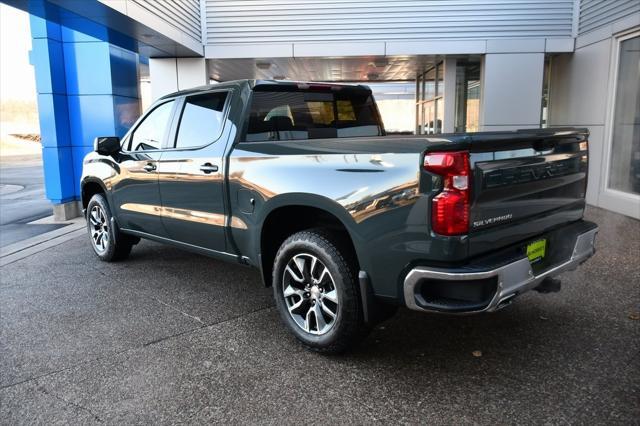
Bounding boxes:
[469,129,588,233]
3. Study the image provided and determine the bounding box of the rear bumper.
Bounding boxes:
[403,223,598,313]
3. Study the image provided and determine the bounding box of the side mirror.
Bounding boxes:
[94,136,121,156]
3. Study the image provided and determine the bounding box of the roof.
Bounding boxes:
[158,79,370,100]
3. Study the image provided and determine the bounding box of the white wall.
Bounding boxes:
[148,58,207,101]
[549,10,640,218]
[442,57,457,133]
[480,53,545,131]
[549,39,612,206]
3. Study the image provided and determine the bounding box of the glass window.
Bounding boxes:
[364,82,414,134]
[608,35,640,195]
[174,92,227,149]
[244,89,382,142]
[540,57,552,128]
[454,61,480,133]
[130,100,174,151]
[416,62,444,134]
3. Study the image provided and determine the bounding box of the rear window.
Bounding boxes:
[243,89,383,142]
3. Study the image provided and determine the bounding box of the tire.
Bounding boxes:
[86,193,134,262]
[272,229,369,354]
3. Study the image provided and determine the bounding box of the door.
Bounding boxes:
[111,99,176,236]
[157,90,231,252]
[601,32,640,219]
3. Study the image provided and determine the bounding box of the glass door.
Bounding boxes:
[415,62,443,135]
[603,32,640,218]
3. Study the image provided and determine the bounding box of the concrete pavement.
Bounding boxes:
[0,206,638,424]
[0,156,69,248]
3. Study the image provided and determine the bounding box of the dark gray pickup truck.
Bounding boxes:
[81,79,598,353]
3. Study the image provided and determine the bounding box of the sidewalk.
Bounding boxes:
[0,137,74,249]
[0,206,638,424]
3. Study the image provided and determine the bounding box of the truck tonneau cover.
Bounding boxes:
[238,128,588,156]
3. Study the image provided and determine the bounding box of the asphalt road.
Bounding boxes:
[0,206,638,424]
[0,158,65,247]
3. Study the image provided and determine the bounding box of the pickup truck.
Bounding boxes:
[81,79,598,353]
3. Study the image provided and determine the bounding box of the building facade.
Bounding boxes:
[4,0,640,219]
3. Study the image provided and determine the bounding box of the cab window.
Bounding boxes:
[173,92,228,149]
[243,88,382,142]
[130,100,175,151]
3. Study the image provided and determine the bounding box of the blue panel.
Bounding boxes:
[62,42,113,96]
[42,146,76,204]
[60,18,107,43]
[59,14,137,52]
[29,14,61,40]
[67,95,117,147]
[36,93,71,148]
[29,7,141,204]
[109,46,139,98]
[71,146,94,196]
[30,38,66,95]
[113,96,141,136]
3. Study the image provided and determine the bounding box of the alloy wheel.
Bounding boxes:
[89,205,109,253]
[282,253,339,335]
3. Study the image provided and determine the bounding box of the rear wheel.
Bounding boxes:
[272,229,368,353]
[86,194,134,262]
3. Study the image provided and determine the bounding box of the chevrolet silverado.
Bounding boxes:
[81,80,598,353]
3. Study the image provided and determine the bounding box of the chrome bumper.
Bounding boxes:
[404,227,598,313]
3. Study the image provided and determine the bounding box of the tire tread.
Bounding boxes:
[272,228,368,354]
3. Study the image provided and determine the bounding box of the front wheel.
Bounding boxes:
[272,229,368,354]
[86,194,134,262]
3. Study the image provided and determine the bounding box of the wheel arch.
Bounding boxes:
[81,178,108,211]
[257,194,362,288]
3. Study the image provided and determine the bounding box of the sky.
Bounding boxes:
[0,4,36,103]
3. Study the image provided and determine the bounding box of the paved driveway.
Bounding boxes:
[0,207,638,424]
[0,157,66,247]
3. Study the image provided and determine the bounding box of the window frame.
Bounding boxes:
[121,98,178,153]
[166,89,232,151]
[415,62,444,135]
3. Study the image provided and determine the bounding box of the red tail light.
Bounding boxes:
[424,151,470,236]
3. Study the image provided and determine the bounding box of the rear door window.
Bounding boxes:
[243,88,382,142]
[174,92,228,149]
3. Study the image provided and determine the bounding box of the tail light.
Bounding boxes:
[424,151,470,236]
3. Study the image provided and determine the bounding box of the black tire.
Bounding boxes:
[272,229,369,354]
[86,193,134,262]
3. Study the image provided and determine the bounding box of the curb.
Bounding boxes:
[0,217,86,267]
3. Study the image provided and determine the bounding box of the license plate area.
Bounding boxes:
[526,239,547,264]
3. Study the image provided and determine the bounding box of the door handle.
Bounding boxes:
[200,163,219,174]
[143,163,156,172]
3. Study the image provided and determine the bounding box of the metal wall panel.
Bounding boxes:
[578,0,640,35]
[204,0,575,45]
[133,0,201,42]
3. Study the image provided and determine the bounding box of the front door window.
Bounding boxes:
[129,100,175,151]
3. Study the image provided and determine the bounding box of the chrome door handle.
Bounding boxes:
[200,163,218,174]
[143,163,156,172]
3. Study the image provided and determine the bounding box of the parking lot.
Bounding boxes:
[0,206,638,424]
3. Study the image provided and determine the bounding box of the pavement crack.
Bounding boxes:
[143,304,275,348]
[152,296,205,325]
[0,346,134,390]
[37,385,103,423]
